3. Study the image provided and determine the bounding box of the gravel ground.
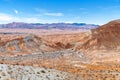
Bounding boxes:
[0,64,77,80]
[0,49,82,62]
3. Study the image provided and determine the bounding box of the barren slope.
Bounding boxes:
[0,20,120,80]
[75,20,120,51]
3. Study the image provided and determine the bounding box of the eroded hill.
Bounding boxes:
[0,33,87,56]
[0,20,120,80]
[75,20,120,51]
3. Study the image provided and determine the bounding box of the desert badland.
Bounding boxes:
[0,19,119,80]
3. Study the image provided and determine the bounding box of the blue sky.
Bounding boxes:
[0,0,120,24]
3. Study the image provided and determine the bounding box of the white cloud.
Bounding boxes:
[0,12,65,24]
[34,8,47,13]
[21,17,41,23]
[14,9,18,14]
[44,12,63,16]
[0,13,13,21]
[0,13,41,24]
[34,8,63,17]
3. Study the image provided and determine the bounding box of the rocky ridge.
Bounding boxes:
[75,20,120,51]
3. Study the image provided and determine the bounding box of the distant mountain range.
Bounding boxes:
[0,22,99,30]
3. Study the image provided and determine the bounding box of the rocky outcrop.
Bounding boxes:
[0,34,43,53]
[0,34,46,53]
[0,64,76,80]
[0,34,75,55]
[75,20,120,51]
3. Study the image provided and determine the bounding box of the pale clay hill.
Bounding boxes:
[0,20,120,80]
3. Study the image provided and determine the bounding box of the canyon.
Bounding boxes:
[0,20,120,80]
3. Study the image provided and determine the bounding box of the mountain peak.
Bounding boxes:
[75,19,120,51]
[112,19,120,23]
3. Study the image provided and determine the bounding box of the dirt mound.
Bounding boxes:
[0,34,43,54]
[0,34,76,56]
[75,20,120,51]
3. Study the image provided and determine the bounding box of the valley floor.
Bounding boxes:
[0,28,120,80]
[0,49,120,80]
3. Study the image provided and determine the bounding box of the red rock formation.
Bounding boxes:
[75,20,120,51]
[0,34,76,56]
